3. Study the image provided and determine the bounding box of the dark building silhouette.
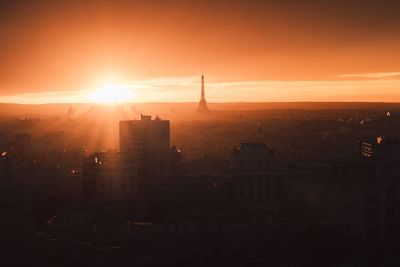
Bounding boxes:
[0,132,7,154]
[325,136,400,246]
[196,74,210,113]
[82,115,182,201]
[119,114,176,179]
[12,133,32,157]
[232,143,277,206]
[4,105,400,266]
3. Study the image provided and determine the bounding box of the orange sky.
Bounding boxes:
[0,0,400,103]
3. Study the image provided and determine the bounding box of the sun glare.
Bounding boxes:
[88,82,134,104]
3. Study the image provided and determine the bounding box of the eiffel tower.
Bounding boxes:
[196,74,210,113]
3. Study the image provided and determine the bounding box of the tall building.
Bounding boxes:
[82,115,181,202]
[119,115,180,180]
[120,115,170,153]
[196,74,210,113]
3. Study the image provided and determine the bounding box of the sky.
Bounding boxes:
[0,0,400,103]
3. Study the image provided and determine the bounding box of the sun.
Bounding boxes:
[88,82,134,104]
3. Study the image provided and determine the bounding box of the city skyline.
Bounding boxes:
[2,2,400,265]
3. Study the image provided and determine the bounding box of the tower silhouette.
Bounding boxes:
[196,74,210,113]
[67,105,74,117]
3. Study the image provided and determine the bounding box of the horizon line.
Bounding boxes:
[1,100,400,106]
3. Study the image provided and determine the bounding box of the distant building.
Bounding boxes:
[359,136,400,160]
[12,133,32,157]
[82,151,132,201]
[196,74,210,113]
[0,151,7,201]
[0,132,7,153]
[67,105,74,117]
[42,149,85,170]
[386,111,400,118]
[326,136,400,245]
[41,131,66,149]
[232,143,277,205]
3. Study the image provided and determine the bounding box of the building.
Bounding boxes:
[67,105,74,117]
[12,133,32,158]
[120,115,170,152]
[196,74,210,113]
[232,143,278,206]
[359,135,400,160]
[119,115,180,180]
[82,151,132,201]
[0,132,7,153]
[325,136,400,246]
[83,115,182,202]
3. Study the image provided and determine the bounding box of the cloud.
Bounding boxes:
[336,72,400,79]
